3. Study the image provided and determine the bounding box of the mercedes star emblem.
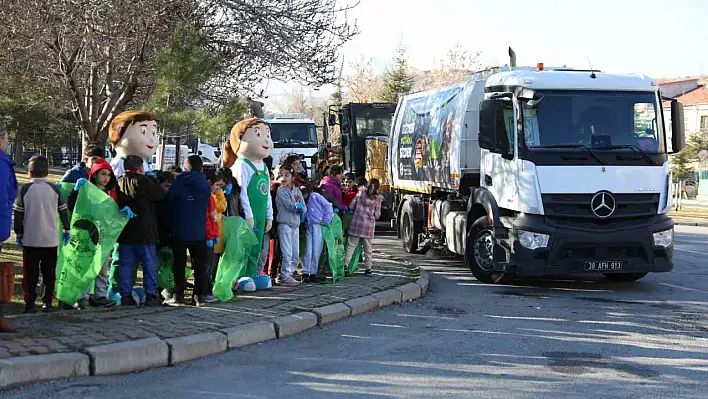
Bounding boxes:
[590,191,616,219]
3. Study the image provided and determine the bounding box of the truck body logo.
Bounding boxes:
[590,191,616,219]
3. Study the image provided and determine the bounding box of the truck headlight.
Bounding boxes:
[652,228,673,248]
[518,230,550,250]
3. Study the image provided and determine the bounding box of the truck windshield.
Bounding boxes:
[355,108,393,138]
[270,123,318,148]
[521,90,665,153]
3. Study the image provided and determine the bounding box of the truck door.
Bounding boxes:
[480,100,520,211]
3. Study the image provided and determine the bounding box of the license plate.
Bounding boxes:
[584,261,623,271]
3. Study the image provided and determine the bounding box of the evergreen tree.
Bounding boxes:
[379,44,415,104]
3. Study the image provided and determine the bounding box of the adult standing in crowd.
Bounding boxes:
[0,120,17,332]
[60,146,105,183]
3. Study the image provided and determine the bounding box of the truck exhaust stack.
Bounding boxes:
[508,47,517,67]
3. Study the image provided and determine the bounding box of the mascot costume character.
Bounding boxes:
[222,118,273,291]
[106,110,159,295]
[108,110,157,179]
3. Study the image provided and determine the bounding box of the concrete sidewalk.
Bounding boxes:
[0,246,427,389]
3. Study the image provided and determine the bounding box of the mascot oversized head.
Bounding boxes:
[108,110,158,178]
[223,118,273,290]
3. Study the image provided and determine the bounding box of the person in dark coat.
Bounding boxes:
[60,146,105,183]
[115,155,165,307]
[0,121,17,331]
[164,155,211,307]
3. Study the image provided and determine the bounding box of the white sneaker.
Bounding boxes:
[281,276,300,286]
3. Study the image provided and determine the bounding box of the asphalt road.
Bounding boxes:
[4,225,708,399]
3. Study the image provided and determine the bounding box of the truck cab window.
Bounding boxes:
[496,103,514,156]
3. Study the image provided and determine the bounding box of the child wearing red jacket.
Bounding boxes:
[203,171,223,303]
[67,157,119,309]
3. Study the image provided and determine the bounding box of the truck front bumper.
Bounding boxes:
[496,214,674,277]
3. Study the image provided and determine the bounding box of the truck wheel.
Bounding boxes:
[401,208,422,254]
[465,216,509,284]
[603,273,648,282]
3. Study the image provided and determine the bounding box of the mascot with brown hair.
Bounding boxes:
[222,118,273,291]
[108,110,158,179]
[106,110,159,299]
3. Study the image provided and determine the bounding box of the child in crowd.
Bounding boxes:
[67,157,120,309]
[156,171,175,299]
[319,165,344,212]
[165,155,211,307]
[282,155,307,186]
[302,184,333,283]
[342,173,358,209]
[60,146,105,184]
[212,170,228,285]
[204,170,225,303]
[115,155,165,306]
[13,156,71,313]
[220,168,239,217]
[275,166,306,286]
[258,168,280,282]
[344,178,383,275]
[167,165,182,178]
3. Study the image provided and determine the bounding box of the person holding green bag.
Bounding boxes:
[343,178,383,276]
[64,158,127,309]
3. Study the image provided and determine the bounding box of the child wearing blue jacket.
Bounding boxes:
[302,184,333,283]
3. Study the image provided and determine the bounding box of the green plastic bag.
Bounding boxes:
[213,216,258,302]
[344,236,362,276]
[55,182,130,305]
[322,214,345,283]
[157,247,194,290]
[157,247,175,289]
[58,182,74,205]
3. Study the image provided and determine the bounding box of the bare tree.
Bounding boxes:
[418,43,482,90]
[343,56,381,102]
[197,0,358,99]
[0,0,358,150]
[0,0,193,149]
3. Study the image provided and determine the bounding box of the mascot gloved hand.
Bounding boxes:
[222,118,275,290]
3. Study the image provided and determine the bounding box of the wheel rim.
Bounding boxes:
[473,230,495,272]
[402,213,412,245]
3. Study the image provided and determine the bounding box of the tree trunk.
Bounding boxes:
[81,127,109,157]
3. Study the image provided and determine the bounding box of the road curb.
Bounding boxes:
[395,282,423,302]
[273,312,319,338]
[313,303,352,326]
[85,337,169,376]
[1,267,431,390]
[165,332,228,365]
[221,321,277,349]
[0,352,90,389]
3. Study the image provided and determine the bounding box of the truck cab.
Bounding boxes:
[265,114,318,178]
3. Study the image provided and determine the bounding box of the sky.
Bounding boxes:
[262,0,708,110]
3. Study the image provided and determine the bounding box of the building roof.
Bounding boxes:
[657,77,700,85]
[675,86,708,105]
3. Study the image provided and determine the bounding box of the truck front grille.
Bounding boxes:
[542,193,659,220]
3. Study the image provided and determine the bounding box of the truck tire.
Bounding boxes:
[603,273,648,282]
[465,216,510,284]
[400,206,422,254]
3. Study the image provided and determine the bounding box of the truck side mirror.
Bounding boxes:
[328,114,337,126]
[479,100,512,159]
[670,100,685,153]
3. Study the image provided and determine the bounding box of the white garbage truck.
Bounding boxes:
[389,49,685,284]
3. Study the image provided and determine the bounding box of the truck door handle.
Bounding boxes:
[484,174,492,186]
